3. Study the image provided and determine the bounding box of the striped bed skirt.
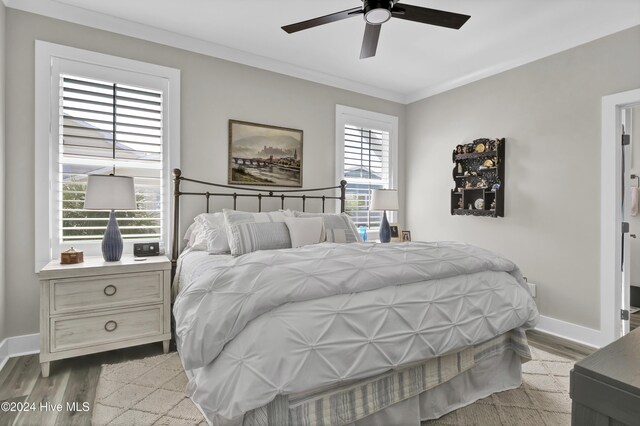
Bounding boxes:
[242,328,532,426]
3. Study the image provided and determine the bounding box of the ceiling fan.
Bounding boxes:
[282,0,470,59]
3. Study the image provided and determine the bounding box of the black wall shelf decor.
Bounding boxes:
[451,138,505,217]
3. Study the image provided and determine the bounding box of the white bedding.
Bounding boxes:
[173,241,539,425]
[175,250,233,289]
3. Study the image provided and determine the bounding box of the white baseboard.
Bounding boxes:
[0,338,8,372]
[0,316,612,373]
[0,333,40,372]
[535,315,603,349]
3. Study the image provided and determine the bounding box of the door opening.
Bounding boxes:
[600,89,640,346]
[623,106,640,334]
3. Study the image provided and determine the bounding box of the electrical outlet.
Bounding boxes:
[528,282,537,298]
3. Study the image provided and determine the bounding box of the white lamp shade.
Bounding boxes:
[369,189,399,211]
[84,175,136,210]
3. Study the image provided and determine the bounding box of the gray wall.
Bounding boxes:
[0,1,6,342]
[4,9,405,338]
[405,26,640,329]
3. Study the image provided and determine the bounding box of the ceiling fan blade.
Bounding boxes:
[360,23,381,59]
[282,7,363,34]
[391,4,470,29]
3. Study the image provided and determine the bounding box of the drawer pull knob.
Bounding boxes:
[104,320,118,332]
[104,285,117,296]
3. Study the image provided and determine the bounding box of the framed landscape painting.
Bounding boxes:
[228,120,303,187]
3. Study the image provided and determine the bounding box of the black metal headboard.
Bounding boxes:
[171,168,347,276]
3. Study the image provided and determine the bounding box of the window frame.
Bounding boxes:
[35,41,180,271]
[335,105,398,232]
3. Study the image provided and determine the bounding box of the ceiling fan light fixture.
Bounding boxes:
[364,8,391,24]
[363,0,393,25]
[282,0,470,59]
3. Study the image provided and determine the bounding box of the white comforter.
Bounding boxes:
[173,242,539,425]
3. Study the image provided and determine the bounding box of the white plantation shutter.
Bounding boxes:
[342,125,390,228]
[336,106,397,232]
[58,75,163,242]
[35,43,179,270]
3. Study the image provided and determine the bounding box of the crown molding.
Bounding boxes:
[402,19,640,104]
[6,0,640,105]
[5,0,406,103]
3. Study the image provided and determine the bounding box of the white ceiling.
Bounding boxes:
[11,0,640,103]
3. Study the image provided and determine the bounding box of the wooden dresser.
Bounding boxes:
[570,328,640,425]
[38,255,171,377]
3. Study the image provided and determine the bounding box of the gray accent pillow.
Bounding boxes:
[293,212,363,243]
[223,209,293,256]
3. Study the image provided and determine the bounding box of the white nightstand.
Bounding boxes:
[38,255,171,377]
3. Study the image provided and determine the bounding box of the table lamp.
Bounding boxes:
[84,174,136,261]
[370,189,399,243]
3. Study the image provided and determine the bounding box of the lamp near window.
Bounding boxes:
[369,189,399,243]
[83,174,136,261]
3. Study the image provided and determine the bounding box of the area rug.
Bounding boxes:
[423,345,574,426]
[92,352,205,426]
[92,346,574,426]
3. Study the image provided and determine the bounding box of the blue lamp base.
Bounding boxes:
[379,210,391,243]
[102,210,124,261]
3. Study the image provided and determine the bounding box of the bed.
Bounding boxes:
[170,169,539,426]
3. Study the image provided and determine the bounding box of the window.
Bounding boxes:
[336,105,398,230]
[60,76,163,243]
[35,42,180,270]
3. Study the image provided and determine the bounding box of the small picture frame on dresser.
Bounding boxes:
[402,231,412,242]
[389,224,400,242]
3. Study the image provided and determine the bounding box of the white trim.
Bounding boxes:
[335,105,399,224]
[0,0,6,372]
[34,41,180,272]
[535,316,600,349]
[600,89,640,345]
[335,104,399,189]
[0,339,7,372]
[7,0,640,104]
[0,333,40,372]
[8,0,403,104]
[403,22,638,104]
[0,321,605,375]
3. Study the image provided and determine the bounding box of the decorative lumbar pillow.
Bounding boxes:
[223,209,293,256]
[293,212,363,243]
[284,217,325,248]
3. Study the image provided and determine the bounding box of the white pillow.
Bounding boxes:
[223,209,293,256]
[186,222,206,250]
[284,217,325,248]
[183,222,198,244]
[194,213,230,254]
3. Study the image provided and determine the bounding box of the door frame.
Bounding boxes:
[600,88,640,345]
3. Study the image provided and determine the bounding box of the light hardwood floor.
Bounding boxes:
[0,343,164,426]
[0,332,594,426]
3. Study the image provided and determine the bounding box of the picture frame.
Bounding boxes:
[228,120,303,187]
[389,223,400,242]
[401,230,412,242]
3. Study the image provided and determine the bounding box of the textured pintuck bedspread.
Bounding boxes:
[173,241,539,425]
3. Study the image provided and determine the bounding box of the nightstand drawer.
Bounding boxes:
[50,305,163,352]
[51,271,163,314]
